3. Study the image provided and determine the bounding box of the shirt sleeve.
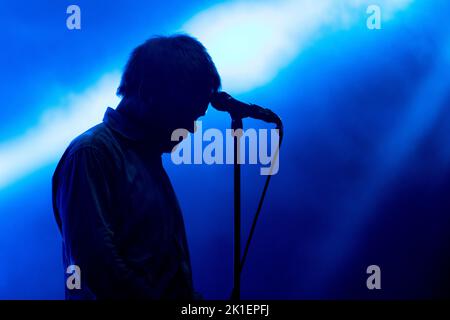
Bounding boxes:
[55,146,159,299]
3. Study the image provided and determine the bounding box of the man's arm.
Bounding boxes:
[55,146,157,299]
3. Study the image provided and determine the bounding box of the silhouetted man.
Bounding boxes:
[52,35,221,299]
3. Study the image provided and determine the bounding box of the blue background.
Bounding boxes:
[0,0,449,299]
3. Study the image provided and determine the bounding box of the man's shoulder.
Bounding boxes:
[52,123,115,205]
[52,123,119,185]
[65,123,116,158]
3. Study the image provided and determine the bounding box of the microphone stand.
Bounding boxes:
[218,93,282,301]
[231,116,243,301]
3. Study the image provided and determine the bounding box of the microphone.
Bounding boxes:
[210,91,282,127]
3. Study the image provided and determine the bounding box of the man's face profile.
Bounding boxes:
[156,93,210,153]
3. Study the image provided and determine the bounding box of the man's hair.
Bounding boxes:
[117,34,221,105]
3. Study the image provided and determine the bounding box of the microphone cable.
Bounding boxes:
[230,121,284,298]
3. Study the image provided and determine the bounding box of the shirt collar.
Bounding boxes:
[103,94,156,143]
[103,107,142,141]
[103,99,167,159]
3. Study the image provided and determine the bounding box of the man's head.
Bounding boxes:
[117,34,221,152]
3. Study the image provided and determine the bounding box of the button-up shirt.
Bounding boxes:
[52,105,194,299]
